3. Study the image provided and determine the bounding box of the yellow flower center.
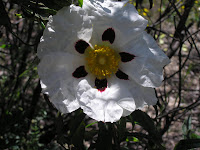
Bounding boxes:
[85,45,120,79]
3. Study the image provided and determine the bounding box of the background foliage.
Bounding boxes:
[0,0,200,149]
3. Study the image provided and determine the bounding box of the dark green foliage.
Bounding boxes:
[174,139,200,150]
[131,110,164,149]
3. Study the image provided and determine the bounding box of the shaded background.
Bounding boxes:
[0,0,200,149]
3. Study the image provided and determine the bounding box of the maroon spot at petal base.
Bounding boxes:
[72,66,88,78]
[75,40,89,54]
[95,78,107,92]
[115,69,129,80]
[119,52,135,62]
[102,28,115,44]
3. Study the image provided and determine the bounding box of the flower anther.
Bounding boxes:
[85,45,120,80]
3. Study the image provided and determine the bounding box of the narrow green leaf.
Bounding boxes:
[41,21,46,29]
[0,44,6,48]
[78,0,83,7]
[131,110,160,141]
[182,115,191,139]
[118,117,126,141]
[131,110,164,149]
[69,110,85,135]
[96,122,112,150]
[19,70,29,78]
[174,139,200,150]
[85,121,98,128]
[15,13,22,18]
[71,121,85,149]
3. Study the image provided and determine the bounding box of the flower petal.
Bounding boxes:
[104,101,123,122]
[38,52,84,113]
[83,0,147,46]
[119,32,170,88]
[37,5,92,58]
[129,80,158,106]
[77,79,126,122]
[114,78,157,108]
[76,76,157,122]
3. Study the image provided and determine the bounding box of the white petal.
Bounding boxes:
[118,98,136,112]
[76,76,157,122]
[77,79,127,122]
[115,78,157,108]
[104,101,123,123]
[143,32,170,65]
[37,5,93,59]
[129,79,158,106]
[38,52,84,113]
[51,89,80,113]
[83,0,147,46]
[122,109,132,117]
[120,32,170,88]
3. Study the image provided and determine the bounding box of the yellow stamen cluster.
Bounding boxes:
[85,45,120,79]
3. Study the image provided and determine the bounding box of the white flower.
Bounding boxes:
[37,0,170,123]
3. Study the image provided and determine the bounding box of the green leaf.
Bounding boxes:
[174,139,200,150]
[85,121,98,128]
[15,13,22,18]
[190,132,200,139]
[133,137,139,142]
[78,0,83,7]
[19,70,29,78]
[71,121,85,149]
[41,21,46,29]
[131,110,164,149]
[96,122,112,150]
[69,110,85,135]
[117,117,126,141]
[0,44,6,48]
[131,110,160,140]
[182,115,191,139]
[126,136,139,142]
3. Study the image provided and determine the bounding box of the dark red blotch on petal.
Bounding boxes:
[75,40,89,54]
[119,52,135,62]
[102,28,115,44]
[72,66,88,78]
[115,69,129,80]
[95,78,107,92]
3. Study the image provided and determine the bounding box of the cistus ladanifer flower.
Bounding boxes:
[37,0,170,122]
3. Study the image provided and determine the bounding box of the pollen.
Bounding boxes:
[85,45,120,79]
